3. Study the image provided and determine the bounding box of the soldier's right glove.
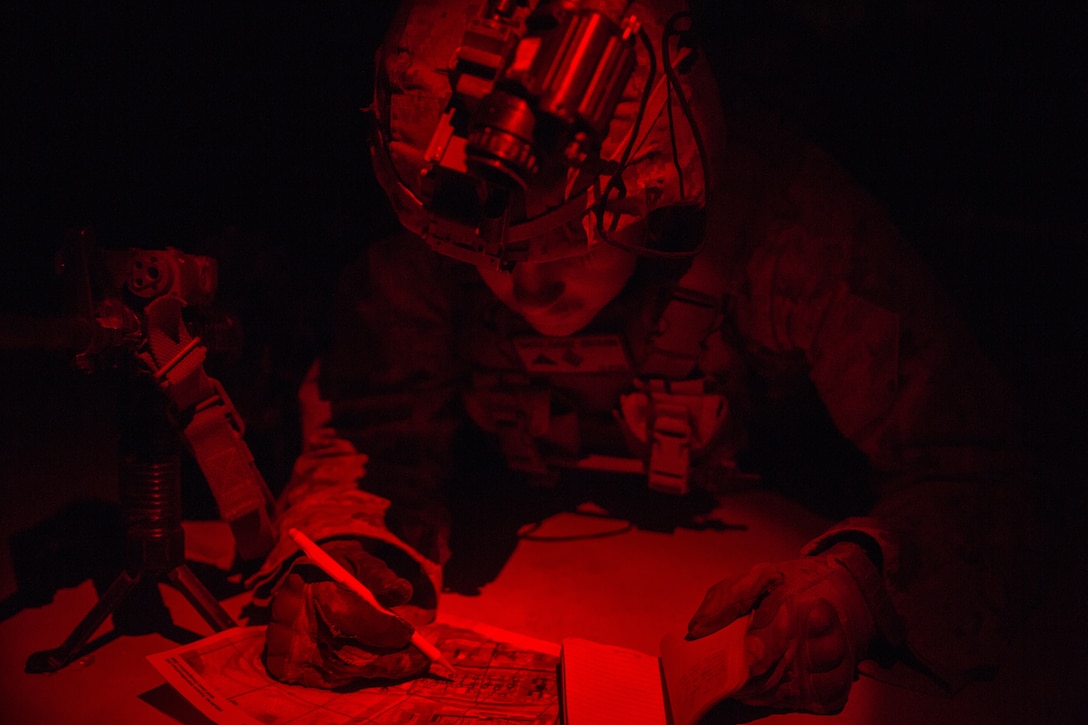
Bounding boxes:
[686,542,879,714]
[264,538,429,688]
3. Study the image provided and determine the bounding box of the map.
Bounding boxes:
[147,618,561,724]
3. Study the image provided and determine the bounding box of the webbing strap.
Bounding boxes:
[633,227,732,490]
[639,285,722,379]
[142,296,275,560]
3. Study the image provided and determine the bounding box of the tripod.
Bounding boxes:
[26,371,236,674]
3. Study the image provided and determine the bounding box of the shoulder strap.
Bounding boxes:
[141,295,276,560]
[638,244,730,379]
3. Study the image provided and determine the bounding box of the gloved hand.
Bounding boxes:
[686,543,878,715]
[264,538,430,688]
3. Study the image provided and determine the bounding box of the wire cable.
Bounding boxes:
[596,12,712,260]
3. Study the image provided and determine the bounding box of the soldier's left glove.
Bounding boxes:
[686,542,878,715]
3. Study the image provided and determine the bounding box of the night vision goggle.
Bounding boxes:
[373,0,648,270]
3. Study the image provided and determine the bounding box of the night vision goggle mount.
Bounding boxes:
[419,0,642,269]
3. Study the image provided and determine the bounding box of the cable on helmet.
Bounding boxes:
[594,10,711,260]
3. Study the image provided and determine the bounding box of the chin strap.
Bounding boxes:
[139,295,276,561]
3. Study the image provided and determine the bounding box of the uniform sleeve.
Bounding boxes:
[730,145,1051,690]
[247,232,464,609]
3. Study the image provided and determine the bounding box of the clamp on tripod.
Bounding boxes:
[24,229,275,674]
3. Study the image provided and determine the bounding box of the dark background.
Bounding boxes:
[1,1,1085,576]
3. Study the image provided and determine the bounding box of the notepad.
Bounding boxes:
[559,615,751,725]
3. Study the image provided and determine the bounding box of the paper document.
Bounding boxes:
[560,638,668,725]
[560,614,751,725]
[148,615,560,724]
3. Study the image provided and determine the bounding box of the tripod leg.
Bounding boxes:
[25,568,143,674]
[167,564,236,632]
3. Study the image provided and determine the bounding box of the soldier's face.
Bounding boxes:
[476,238,638,337]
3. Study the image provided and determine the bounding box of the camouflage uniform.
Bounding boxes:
[249,0,1047,693]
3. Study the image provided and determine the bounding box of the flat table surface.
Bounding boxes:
[1,490,1083,724]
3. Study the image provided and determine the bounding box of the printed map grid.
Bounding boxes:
[149,621,561,724]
